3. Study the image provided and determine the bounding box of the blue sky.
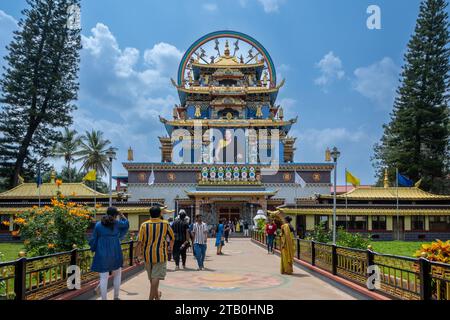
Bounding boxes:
[0,0,432,184]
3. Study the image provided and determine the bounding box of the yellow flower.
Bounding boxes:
[1,221,10,227]
[95,204,102,209]
[13,218,26,225]
[47,243,55,249]
[55,179,63,187]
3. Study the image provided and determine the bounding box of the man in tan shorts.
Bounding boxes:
[137,206,174,300]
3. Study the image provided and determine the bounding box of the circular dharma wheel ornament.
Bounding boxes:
[283,172,292,182]
[167,172,176,182]
[312,173,321,182]
[178,31,277,88]
[138,172,146,183]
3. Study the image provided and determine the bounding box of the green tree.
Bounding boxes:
[75,130,114,178]
[372,0,450,193]
[51,128,81,182]
[0,0,81,189]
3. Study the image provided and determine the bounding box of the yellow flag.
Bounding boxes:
[346,170,361,187]
[414,178,422,188]
[83,170,97,181]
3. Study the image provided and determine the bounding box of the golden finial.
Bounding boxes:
[278,106,284,120]
[256,105,263,118]
[367,245,373,251]
[50,169,56,183]
[72,244,77,249]
[127,147,134,162]
[384,168,389,188]
[18,251,26,258]
[195,105,202,118]
[325,148,331,162]
[224,40,230,56]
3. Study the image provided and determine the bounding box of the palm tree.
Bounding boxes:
[75,130,115,178]
[52,128,82,182]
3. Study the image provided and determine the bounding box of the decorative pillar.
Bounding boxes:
[368,216,373,231]
[195,198,201,216]
[9,215,14,232]
[425,216,430,231]
[306,215,315,231]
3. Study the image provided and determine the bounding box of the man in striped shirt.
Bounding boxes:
[137,206,174,300]
[192,213,209,270]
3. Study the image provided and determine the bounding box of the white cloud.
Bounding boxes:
[202,3,218,12]
[239,0,284,13]
[76,23,184,171]
[314,51,345,88]
[353,57,399,109]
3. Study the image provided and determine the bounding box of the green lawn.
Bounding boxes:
[370,241,425,257]
[0,243,24,262]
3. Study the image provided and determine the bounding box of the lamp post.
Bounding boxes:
[106,148,117,207]
[330,147,341,244]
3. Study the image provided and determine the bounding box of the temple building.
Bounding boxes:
[274,170,450,241]
[123,31,334,225]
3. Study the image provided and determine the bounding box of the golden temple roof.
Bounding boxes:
[277,207,450,216]
[171,78,285,94]
[321,187,450,201]
[0,183,111,200]
[160,117,297,128]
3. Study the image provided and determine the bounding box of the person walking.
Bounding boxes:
[192,213,208,270]
[265,218,277,254]
[243,221,249,237]
[215,218,225,255]
[136,206,174,300]
[224,220,231,243]
[89,207,129,300]
[172,210,191,270]
[280,216,295,275]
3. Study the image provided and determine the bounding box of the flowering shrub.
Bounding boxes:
[414,240,450,263]
[15,186,95,257]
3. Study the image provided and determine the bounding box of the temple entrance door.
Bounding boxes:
[218,207,241,226]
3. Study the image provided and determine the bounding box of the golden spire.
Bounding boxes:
[383,168,389,188]
[325,148,331,162]
[224,40,230,57]
[127,147,134,161]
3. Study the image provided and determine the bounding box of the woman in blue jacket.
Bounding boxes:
[89,207,129,300]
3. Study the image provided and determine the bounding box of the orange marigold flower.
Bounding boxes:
[48,243,56,249]
[55,179,63,187]
[67,202,76,208]
[95,204,102,209]
[2,221,10,227]
[13,218,26,225]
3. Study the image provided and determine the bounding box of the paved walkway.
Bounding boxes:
[99,238,355,300]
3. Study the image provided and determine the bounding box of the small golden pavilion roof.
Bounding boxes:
[320,186,450,201]
[0,183,110,200]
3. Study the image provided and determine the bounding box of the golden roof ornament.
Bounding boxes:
[50,169,56,183]
[325,148,331,162]
[127,147,134,162]
[384,168,389,188]
[224,40,230,57]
